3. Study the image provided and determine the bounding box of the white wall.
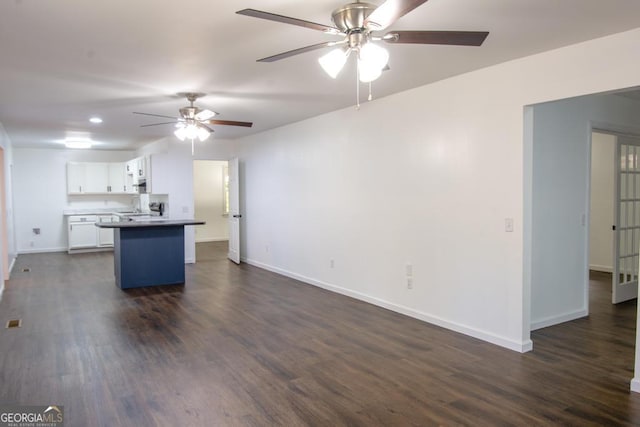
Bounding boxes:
[0,123,16,288]
[12,148,135,253]
[193,160,229,242]
[530,95,640,331]
[232,28,640,352]
[589,132,616,272]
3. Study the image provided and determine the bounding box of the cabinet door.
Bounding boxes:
[137,157,147,179]
[67,163,86,194]
[68,222,97,248]
[108,163,127,193]
[97,216,114,246]
[85,163,109,193]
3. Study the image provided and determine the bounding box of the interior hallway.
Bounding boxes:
[1,244,639,425]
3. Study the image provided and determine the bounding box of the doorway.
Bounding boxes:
[590,130,640,305]
[193,160,230,249]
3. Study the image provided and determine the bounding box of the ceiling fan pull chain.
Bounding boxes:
[356,59,361,110]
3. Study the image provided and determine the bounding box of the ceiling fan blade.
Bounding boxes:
[140,121,179,127]
[133,112,178,120]
[364,0,429,31]
[208,119,253,128]
[384,30,489,46]
[237,9,340,34]
[200,124,215,133]
[257,42,333,62]
[195,109,217,121]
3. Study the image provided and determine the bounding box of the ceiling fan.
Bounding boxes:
[133,93,253,152]
[237,0,488,104]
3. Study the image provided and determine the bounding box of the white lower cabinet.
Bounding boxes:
[68,216,98,250]
[97,216,114,247]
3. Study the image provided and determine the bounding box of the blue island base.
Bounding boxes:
[114,226,185,289]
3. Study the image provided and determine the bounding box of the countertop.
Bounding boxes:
[63,208,139,216]
[95,219,205,228]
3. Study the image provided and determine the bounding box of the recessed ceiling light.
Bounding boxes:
[89,117,103,124]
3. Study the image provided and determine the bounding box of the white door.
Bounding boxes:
[613,136,640,303]
[227,157,241,264]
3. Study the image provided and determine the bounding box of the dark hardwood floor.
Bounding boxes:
[1,244,640,426]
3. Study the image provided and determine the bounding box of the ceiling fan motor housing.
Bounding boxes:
[331,2,377,33]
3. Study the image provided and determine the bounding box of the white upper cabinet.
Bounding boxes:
[108,163,127,193]
[67,163,86,194]
[67,162,131,195]
[84,162,109,193]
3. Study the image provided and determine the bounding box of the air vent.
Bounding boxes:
[22,268,30,272]
[6,319,21,328]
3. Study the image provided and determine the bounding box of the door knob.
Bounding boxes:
[233,214,242,218]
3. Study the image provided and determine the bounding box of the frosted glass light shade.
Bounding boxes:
[359,43,389,71]
[358,59,383,83]
[319,48,348,79]
[174,123,210,141]
[196,126,210,141]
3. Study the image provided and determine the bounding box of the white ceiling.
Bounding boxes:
[2,0,640,150]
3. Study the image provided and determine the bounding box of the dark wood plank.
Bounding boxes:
[1,248,640,425]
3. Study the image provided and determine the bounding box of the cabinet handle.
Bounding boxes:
[124,186,126,192]
[70,225,72,231]
[79,185,82,192]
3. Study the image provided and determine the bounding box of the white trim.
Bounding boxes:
[530,308,588,331]
[243,257,533,353]
[0,280,4,302]
[185,257,195,264]
[195,238,229,243]
[18,247,67,254]
[8,256,15,275]
[631,378,640,393]
[589,264,613,273]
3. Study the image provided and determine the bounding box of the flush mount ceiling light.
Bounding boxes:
[237,0,489,107]
[65,139,93,149]
[89,117,103,124]
[133,93,253,155]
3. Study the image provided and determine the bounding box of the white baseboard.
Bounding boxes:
[18,247,67,254]
[530,308,588,331]
[242,257,533,353]
[196,238,229,243]
[631,378,640,393]
[589,264,613,273]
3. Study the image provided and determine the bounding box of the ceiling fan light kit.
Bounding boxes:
[133,92,253,155]
[237,0,489,106]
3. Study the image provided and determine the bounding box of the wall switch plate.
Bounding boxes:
[505,218,514,232]
[407,277,413,289]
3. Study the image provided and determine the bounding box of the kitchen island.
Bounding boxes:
[95,219,204,289]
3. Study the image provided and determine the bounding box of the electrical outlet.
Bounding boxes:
[406,263,413,277]
[32,228,40,235]
[29,241,34,247]
[182,206,189,213]
[407,277,413,289]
